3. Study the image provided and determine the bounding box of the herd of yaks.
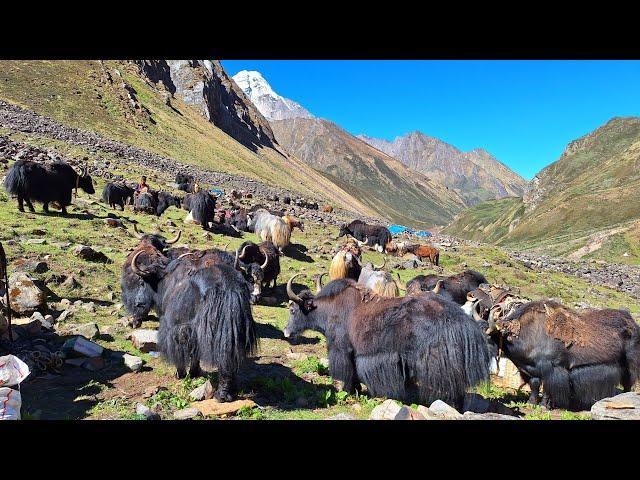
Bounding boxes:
[3,159,640,412]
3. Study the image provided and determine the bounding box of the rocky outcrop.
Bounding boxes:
[591,392,640,420]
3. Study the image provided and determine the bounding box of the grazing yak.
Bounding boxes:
[236,240,281,301]
[338,220,392,253]
[407,270,487,304]
[329,238,362,281]
[102,182,134,210]
[248,208,294,252]
[282,215,305,233]
[4,159,95,214]
[407,244,440,266]
[121,225,182,328]
[225,208,249,232]
[133,190,181,216]
[175,173,195,193]
[284,275,490,409]
[485,300,640,410]
[356,257,402,297]
[128,246,257,401]
[183,190,217,228]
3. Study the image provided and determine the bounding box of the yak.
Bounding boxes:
[406,270,487,304]
[236,240,281,301]
[284,275,490,410]
[133,190,181,216]
[128,246,257,401]
[156,191,181,216]
[485,300,640,410]
[329,238,362,281]
[338,220,392,253]
[356,257,401,297]
[121,225,182,328]
[4,159,95,214]
[248,208,293,252]
[183,190,217,228]
[225,208,249,232]
[102,182,134,210]
[176,173,195,193]
[406,244,440,266]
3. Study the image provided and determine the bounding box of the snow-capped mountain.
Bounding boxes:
[232,70,314,121]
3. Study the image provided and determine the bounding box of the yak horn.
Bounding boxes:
[132,223,144,239]
[230,224,241,233]
[356,237,368,247]
[166,230,182,244]
[432,280,443,294]
[130,250,151,277]
[222,242,231,252]
[260,253,269,270]
[239,244,249,260]
[234,247,246,272]
[373,256,386,271]
[315,273,326,293]
[395,272,406,292]
[287,273,305,305]
[544,303,552,317]
[472,301,483,322]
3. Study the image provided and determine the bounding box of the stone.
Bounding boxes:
[325,413,356,420]
[462,412,521,420]
[136,402,161,420]
[69,323,100,340]
[1,272,47,315]
[174,407,202,420]
[416,405,442,419]
[61,275,80,290]
[129,329,158,352]
[142,386,160,398]
[591,392,640,420]
[73,245,111,263]
[15,260,49,274]
[191,398,257,417]
[24,238,46,245]
[369,399,403,420]
[189,380,214,401]
[123,353,143,372]
[104,218,123,228]
[428,400,463,419]
[81,302,96,313]
[56,309,73,322]
[52,242,72,249]
[394,406,426,420]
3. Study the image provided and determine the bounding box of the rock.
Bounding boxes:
[24,238,46,245]
[81,357,105,371]
[136,402,161,420]
[325,413,356,420]
[142,386,160,398]
[73,245,111,263]
[81,302,96,313]
[123,353,143,372]
[129,329,158,352]
[12,317,42,336]
[591,392,640,420]
[462,412,521,420]
[369,399,403,420]
[416,405,443,419]
[52,242,72,249]
[61,275,81,290]
[191,398,257,417]
[1,272,47,315]
[14,260,49,274]
[69,323,100,340]
[104,218,123,228]
[394,406,426,420]
[189,380,214,401]
[56,309,73,322]
[428,400,463,419]
[174,407,202,420]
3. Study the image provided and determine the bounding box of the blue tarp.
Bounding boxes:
[389,225,410,234]
[388,224,432,237]
[209,188,224,197]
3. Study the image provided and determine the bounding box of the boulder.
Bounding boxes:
[129,329,158,352]
[136,402,161,420]
[190,398,256,417]
[123,353,143,372]
[1,272,47,315]
[394,406,426,420]
[428,400,463,419]
[174,407,202,420]
[369,399,403,420]
[189,380,214,401]
[591,392,640,420]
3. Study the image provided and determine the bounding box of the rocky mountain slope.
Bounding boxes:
[359,132,527,206]
[0,60,374,216]
[232,70,314,121]
[445,117,640,264]
[270,117,466,227]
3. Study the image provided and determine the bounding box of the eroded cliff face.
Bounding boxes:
[133,60,279,152]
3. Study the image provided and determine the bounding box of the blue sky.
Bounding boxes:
[222,60,640,180]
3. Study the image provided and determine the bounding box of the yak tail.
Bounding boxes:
[158,323,197,376]
[568,364,621,410]
[193,283,258,375]
[411,316,490,409]
[3,162,25,196]
[270,219,291,250]
[329,251,348,280]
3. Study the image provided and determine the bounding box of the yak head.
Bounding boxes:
[76,166,95,195]
[337,224,350,238]
[234,243,269,304]
[284,273,322,339]
[132,223,182,252]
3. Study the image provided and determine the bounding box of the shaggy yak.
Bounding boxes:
[4,160,95,214]
[236,240,281,300]
[121,225,182,328]
[356,257,402,297]
[175,173,195,193]
[128,246,257,401]
[329,238,362,281]
[406,244,440,266]
[338,220,392,253]
[406,270,488,304]
[133,190,181,216]
[183,191,217,229]
[102,182,134,210]
[485,300,640,410]
[284,275,490,409]
[248,208,293,252]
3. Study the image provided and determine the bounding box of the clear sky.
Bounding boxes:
[222,60,640,180]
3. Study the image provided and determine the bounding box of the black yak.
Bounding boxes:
[121,225,182,328]
[485,300,640,410]
[406,270,487,305]
[3,159,95,214]
[284,276,490,410]
[184,191,217,229]
[225,208,249,232]
[176,173,195,193]
[338,220,392,253]
[102,182,134,210]
[128,245,257,401]
[156,191,181,216]
[133,190,180,216]
[236,240,281,300]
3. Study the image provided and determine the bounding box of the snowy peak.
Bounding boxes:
[232,70,314,121]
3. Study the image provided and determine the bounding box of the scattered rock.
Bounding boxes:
[123,353,144,372]
[591,392,640,420]
[174,407,202,420]
[369,399,403,420]
[189,380,214,401]
[66,323,100,340]
[142,386,160,398]
[428,400,463,419]
[325,413,356,420]
[190,398,257,417]
[104,218,123,228]
[14,259,49,274]
[136,402,161,420]
[73,245,111,263]
[394,406,426,420]
[24,238,46,245]
[1,272,47,315]
[56,309,73,322]
[129,329,158,352]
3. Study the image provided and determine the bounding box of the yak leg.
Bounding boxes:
[330,348,359,394]
[176,366,187,379]
[17,194,25,212]
[214,371,236,402]
[527,377,542,405]
[43,201,50,213]
[188,359,203,378]
[25,197,36,212]
[60,204,68,215]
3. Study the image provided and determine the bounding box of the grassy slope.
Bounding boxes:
[270,118,465,228]
[0,60,374,216]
